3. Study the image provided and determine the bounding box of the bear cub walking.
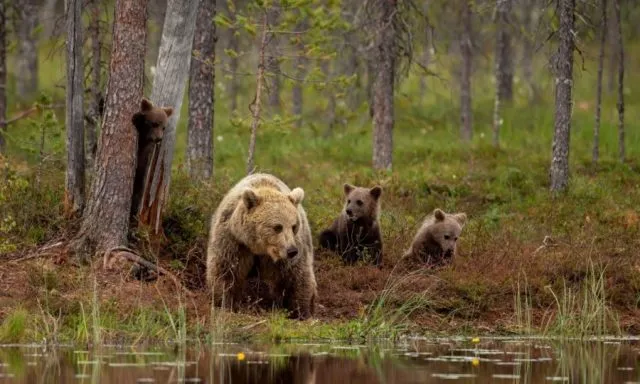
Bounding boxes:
[402,208,467,267]
[206,173,317,320]
[319,183,383,266]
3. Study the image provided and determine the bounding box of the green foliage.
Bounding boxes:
[0,309,29,343]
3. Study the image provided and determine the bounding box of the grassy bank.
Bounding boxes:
[1,38,639,344]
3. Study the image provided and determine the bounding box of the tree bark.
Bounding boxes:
[550,0,575,193]
[492,0,512,147]
[321,60,336,138]
[247,12,268,175]
[141,0,199,234]
[459,0,473,142]
[521,0,539,102]
[266,7,281,114]
[291,18,307,129]
[187,0,216,181]
[73,0,148,260]
[64,0,85,217]
[87,0,102,169]
[227,18,239,113]
[613,0,624,163]
[606,0,617,93]
[16,0,39,103]
[372,0,396,171]
[0,0,6,152]
[593,0,607,165]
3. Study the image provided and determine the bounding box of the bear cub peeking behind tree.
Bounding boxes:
[130,98,173,220]
[319,183,383,266]
[401,208,467,268]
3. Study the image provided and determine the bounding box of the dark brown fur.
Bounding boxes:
[130,98,173,219]
[319,183,383,266]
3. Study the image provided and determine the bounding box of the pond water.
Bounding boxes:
[0,337,639,383]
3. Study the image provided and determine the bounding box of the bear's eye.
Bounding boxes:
[274,224,283,233]
[292,224,298,233]
[444,235,451,240]
[347,199,351,204]
[356,200,363,206]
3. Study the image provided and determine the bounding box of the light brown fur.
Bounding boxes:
[401,208,467,267]
[206,173,317,319]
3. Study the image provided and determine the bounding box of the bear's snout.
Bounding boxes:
[346,208,353,217]
[286,246,299,259]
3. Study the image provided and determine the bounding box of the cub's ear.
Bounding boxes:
[163,107,174,118]
[288,187,305,206]
[131,112,146,129]
[242,189,261,210]
[370,185,382,200]
[453,213,467,227]
[343,183,355,196]
[433,208,446,221]
[140,98,153,112]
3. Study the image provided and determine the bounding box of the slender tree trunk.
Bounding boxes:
[41,0,58,39]
[550,0,575,193]
[613,0,624,163]
[87,0,102,169]
[372,0,396,171]
[366,57,375,118]
[266,7,281,114]
[291,18,307,129]
[493,0,512,147]
[459,0,473,142]
[606,0,617,93]
[64,0,85,217]
[593,0,607,165]
[521,0,539,102]
[72,0,148,260]
[187,0,216,181]
[247,12,268,175]
[321,60,336,138]
[0,0,6,153]
[141,0,199,234]
[16,0,39,103]
[227,24,239,114]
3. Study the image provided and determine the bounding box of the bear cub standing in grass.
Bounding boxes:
[130,98,173,219]
[319,183,383,266]
[206,173,317,320]
[402,208,467,267]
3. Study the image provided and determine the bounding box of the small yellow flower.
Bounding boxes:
[471,337,480,344]
[472,358,480,367]
[237,352,245,361]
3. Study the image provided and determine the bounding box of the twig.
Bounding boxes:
[532,235,556,255]
[9,241,65,263]
[0,103,65,126]
[241,319,267,331]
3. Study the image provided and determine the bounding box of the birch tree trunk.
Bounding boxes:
[550,0,575,193]
[141,0,199,234]
[613,0,624,163]
[0,0,6,153]
[459,0,473,142]
[72,0,148,260]
[187,0,216,181]
[593,0,607,165]
[64,0,85,217]
[492,0,512,147]
[371,0,396,171]
[87,0,102,168]
[16,0,39,102]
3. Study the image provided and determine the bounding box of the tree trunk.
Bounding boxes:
[266,7,281,114]
[613,0,624,163]
[492,0,512,147]
[72,0,148,260]
[0,0,6,153]
[549,0,575,193]
[40,0,59,39]
[291,18,307,129]
[246,12,268,175]
[187,0,216,181]
[459,0,473,142]
[141,0,199,234]
[606,0,617,93]
[521,0,539,102]
[87,0,102,169]
[16,0,39,103]
[371,0,396,171]
[321,60,336,138]
[227,24,239,114]
[64,0,85,217]
[593,0,607,165]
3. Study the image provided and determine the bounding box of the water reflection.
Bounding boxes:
[0,338,638,383]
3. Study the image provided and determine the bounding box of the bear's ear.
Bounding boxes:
[140,98,153,112]
[242,189,261,210]
[433,208,446,221]
[131,112,146,130]
[370,186,382,200]
[288,187,305,206]
[343,183,354,196]
[163,107,173,118]
[453,213,467,227]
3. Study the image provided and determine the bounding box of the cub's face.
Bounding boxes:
[241,187,304,262]
[430,209,467,258]
[342,183,382,222]
[131,98,174,143]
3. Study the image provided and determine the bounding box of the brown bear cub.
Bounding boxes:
[130,98,173,219]
[206,173,317,320]
[319,183,383,266]
[402,208,467,268]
